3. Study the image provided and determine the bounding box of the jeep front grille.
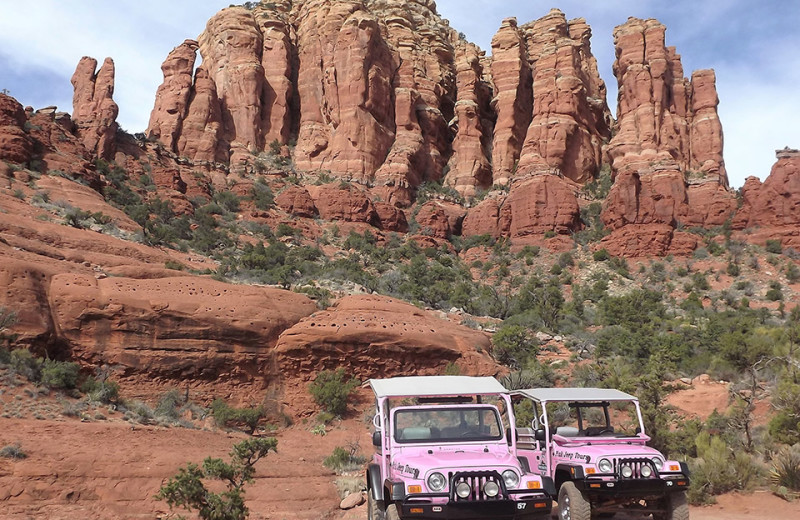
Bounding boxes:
[614,458,659,479]
[448,471,507,502]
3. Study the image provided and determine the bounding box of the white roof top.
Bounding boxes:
[513,388,637,403]
[369,376,506,398]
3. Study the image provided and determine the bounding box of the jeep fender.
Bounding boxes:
[367,464,384,501]
[541,476,557,497]
[555,464,585,489]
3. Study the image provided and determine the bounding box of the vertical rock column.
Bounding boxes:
[444,41,493,197]
[515,9,611,183]
[489,17,533,187]
[71,57,119,160]
[146,40,199,152]
[198,7,268,166]
[292,0,395,182]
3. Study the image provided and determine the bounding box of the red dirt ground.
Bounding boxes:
[2,417,798,519]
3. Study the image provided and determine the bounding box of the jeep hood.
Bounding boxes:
[393,445,519,475]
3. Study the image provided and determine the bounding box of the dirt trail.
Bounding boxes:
[0,418,797,519]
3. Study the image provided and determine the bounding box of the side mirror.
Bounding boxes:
[535,429,546,442]
[635,426,642,435]
[372,430,383,447]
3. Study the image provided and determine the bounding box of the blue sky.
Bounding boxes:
[0,0,797,188]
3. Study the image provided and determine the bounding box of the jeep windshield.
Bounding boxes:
[545,400,641,438]
[393,406,504,443]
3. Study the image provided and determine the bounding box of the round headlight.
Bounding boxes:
[598,458,613,473]
[621,465,633,478]
[427,472,446,492]
[651,457,664,471]
[455,481,472,498]
[484,480,500,497]
[502,470,520,489]
[641,465,653,478]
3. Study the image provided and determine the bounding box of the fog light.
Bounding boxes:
[641,465,653,478]
[484,480,500,497]
[621,465,633,478]
[456,482,471,499]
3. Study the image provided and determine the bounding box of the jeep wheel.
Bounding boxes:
[368,492,384,520]
[558,482,591,520]
[654,491,688,520]
[385,503,400,520]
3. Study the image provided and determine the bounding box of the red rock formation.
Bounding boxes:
[734,149,800,230]
[176,66,226,163]
[444,41,493,197]
[275,184,318,218]
[199,7,268,165]
[599,224,699,258]
[146,40,199,152]
[256,11,295,146]
[606,18,726,184]
[71,57,119,160]
[275,294,496,387]
[306,183,379,224]
[370,0,457,197]
[462,175,581,239]
[516,10,611,184]
[49,273,316,377]
[490,18,533,186]
[374,201,408,232]
[415,200,466,239]
[0,94,33,164]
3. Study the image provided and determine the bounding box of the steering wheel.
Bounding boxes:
[587,427,613,436]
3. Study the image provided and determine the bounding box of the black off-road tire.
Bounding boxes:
[385,503,400,520]
[367,492,384,520]
[654,491,689,520]
[558,482,592,520]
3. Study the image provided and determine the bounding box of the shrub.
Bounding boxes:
[155,389,186,421]
[210,399,264,434]
[81,377,120,404]
[156,437,277,520]
[492,325,539,369]
[40,359,80,389]
[251,179,275,211]
[309,369,359,417]
[592,249,611,262]
[9,349,41,382]
[726,262,740,277]
[766,281,783,301]
[0,443,26,459]
[687,431,763,504]
[766,239,783,254]
[323,444,366,473]
[787,262,800,283]
[770,446,800,492]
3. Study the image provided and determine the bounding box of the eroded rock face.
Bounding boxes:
[489,18,532,186]
[146,40,199,152]
[443,41,493,197]
[275,294,496,394]
[734,149,800,231]
[462,174,581,239]
[0,94,33,164]
[71,57,119,160]
[176,66,226,163]
[606,17,726,184]
[516,10,611,183]
[49,274,317,378]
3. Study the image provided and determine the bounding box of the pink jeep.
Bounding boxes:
[511,388,690,520]
[367,376,553,520]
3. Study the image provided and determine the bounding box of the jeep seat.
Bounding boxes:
[400,427,432,440]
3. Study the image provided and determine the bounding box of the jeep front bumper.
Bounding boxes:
[574,474,690,497]
[399,496,552,519]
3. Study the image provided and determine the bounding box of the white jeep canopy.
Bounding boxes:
[513,387,637,403]
[369,376,506,399]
